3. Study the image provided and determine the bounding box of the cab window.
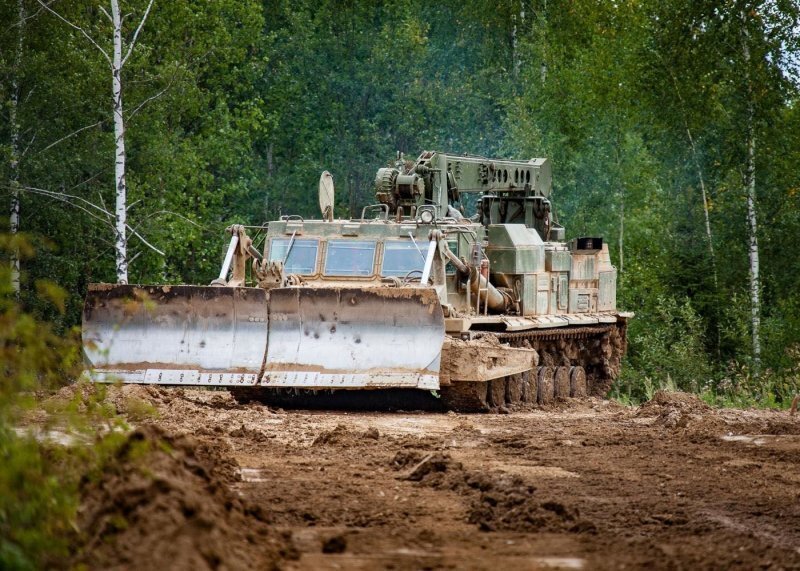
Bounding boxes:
[381,240,429,277]
[269,238,319,274]
[445,240,458,275]
[324,240,376,276]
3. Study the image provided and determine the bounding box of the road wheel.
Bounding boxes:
[488,378,507,407]
[537,367,554,405]
[554,366,571,400]
[521,370,534,403]
[569,366,587,397]
[506,373,524,405]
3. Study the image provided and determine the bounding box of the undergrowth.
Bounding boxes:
[0,237,129,570]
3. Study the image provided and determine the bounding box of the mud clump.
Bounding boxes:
[463,472,592,533]
[228,423,274,442]
[639,390,711,414]
[312,424,353,446]
[321,534,348,554]
[74,425,294,571]
[390,450,426,470]
[638,390,712,429]
[312,424,383,446]
[399,452,462,482]
[391,451,591,534]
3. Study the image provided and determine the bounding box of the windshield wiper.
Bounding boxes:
[408,232,426,262]
[282,231,297,265]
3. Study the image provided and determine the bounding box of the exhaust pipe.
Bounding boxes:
[468,267,511,313]
[439,237,511,313]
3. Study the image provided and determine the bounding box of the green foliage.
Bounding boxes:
[0,242,77,567]
[613,295,712,403]
[122,396,159,422]
[0,426,76,570]
[700,354,800,409]
[0,0,799,405]
[0,237,129,569]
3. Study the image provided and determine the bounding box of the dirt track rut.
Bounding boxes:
[62,387,800,570]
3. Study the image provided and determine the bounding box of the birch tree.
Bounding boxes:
[9,0,26,295]
[741,8,762,372]
[39,0,154,284]
[728,1,797,372]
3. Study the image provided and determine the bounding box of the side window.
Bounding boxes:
[324,240,377,276]
[269,238,319,274]
[445,240,458,275]
[381,241,429,277]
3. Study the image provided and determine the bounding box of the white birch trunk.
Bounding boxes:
[111,0,128,284]
[615,143,624,285]
[742,10,761,373]
[9,0,25,295]
[511,3,519,79]
[540,0,547,84]
[618,188,624,282]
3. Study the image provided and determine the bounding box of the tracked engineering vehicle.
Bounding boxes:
[83,151,631,411]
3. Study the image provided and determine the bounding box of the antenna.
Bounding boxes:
[319,170,334,222]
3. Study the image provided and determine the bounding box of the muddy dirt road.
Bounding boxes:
[60,387,800,570]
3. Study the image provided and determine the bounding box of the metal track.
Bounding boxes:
[470,322,627,400]
[470,324,615,342]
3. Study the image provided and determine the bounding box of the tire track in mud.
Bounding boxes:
[49,385,800,570]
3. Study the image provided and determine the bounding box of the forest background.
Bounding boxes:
[1,0,799,405]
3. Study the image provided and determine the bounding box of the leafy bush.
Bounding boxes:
[0,236,119,569]
[613,294,713,403]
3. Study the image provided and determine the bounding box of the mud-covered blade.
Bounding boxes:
[264,287,445,390]
[82,284,268,386]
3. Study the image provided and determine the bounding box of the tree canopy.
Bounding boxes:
[1,0,798,403]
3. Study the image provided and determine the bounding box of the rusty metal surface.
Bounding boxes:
[440,337,537,383]
[263,286,445,390]
[82,284,268,384]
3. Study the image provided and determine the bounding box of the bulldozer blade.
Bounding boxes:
[263,287,445,390]
[82,284,268,386]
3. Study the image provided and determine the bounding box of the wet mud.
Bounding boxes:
[51,386,800,570]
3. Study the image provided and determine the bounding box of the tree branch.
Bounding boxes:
[5,0,51,33]
[131,209,208,233]
[21,133,37,157]
[70,169,107,191]
[122,0,155,67]
[37,120,105,155]
[126,73,177,121]
[12,185,113,227]
[36,0,111,66]
[8,184,165,256]
[128,250,143,265]
[126,224,165,256]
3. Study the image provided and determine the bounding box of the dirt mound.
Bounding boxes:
[639,390,711,414]
[312,424,381,446]
[392,451,592,534]
[637,390,713,429]
[464,472,593,533]
[74,425,294,571]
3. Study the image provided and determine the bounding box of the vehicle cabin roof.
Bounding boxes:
[265,218,482,240]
